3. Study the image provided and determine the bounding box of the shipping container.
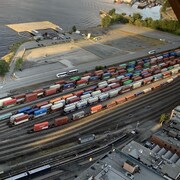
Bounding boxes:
[132,76,142,81]
[125,94,135,101]
[119,63,127,68]
[116,97,126,104]
[51,103,64,111]
[0,97,12,107]
[25,93,37,102]
[162,71,171,78]
[0,112,12,121]
[132,81,142,89]
[3,98,16,108]
[70,76,80,81]
[33,89,44,97]
[98,81,108,88]
[76,79,88,86]
[14,114,29,125]
[84,86,97,92]
[17,106,31,114]
[123,80,133,86]
[73,90,84,97]
[98,93,109,101]
[102,72,111,79]
[121,85,131,93]
[81,94,91,100]
[143,88,152,93]
[152,84,161,89]
[33,121,49,132]
[91,90,101,97]
[82,72,92,77]
[76,100,88,109]
[34,108,47,118]
[54,116,68,126]
[36,101,48,108]
[88,96,99,104]
[106,101,116,108]
[49,97,62,104]
[127,68,134,73]
[10,113,24,122]
[116,75,125,80]
[54,99,65,105]
[72,111,85,120]
[45,88,57,96]
[143,76,153,84]
[25,108,39,115]
[66,95,78,103]
[101,87,111,93]
[62,93,74,100]
[153,73,163,81]
[13,94,25,100]
[69,97,80,104]
[170,68,179,75]
[118,69,127,75]
[78,134,95,144]
[63,83,75,90]
[83,90,92,95]
[49,84,61,90]
[64,104,76,114]
[81,76,91,81]
[109,89,119,98]
[40,103,52,110]
[134,91,144,96]
[89,76,99,82]
[90,104,102,114]
[107,78,116,83]
[111,84,120,89]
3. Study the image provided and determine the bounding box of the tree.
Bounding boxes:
[133,13,142,21]
[15,58,23,70]
[160,113,166,124]
[101,16,111,28]
[0,60,9,76]
[108,8,116,16]
[72,25,77,32]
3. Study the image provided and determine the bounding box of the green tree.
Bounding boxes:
[160,113,166,124]
[15,58,23,70]
[101,16,111,28]
[0,60,9,76]
[133,13,142,21]
[72,25,77,32]
[108,8,116,16]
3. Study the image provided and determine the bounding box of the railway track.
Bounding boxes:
[1,79,179,180]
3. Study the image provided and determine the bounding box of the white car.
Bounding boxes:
[148,50,156,55]
[56,72,68,78]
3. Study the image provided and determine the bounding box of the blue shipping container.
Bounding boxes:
[169,52,176,56]
[17,106,31,113]
[83,91,92,95]
[63,83,75,89]
[103,73,111,77]
[34,108,47,116]
[25,108,39,115]
[143,58,150,63]
[163,53,169,58]
[89,76,99,81]
[124,73,133,77]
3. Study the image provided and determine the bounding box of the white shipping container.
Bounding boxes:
[91,90,101,97]
[98,81,107,88]
[64,104,76,113]
[167,78,173,83]
[157,56,163,60]
[54,99,65,105]
[72,111,85,120]
[150,57,157,62]
[81,94,91,100]
[16,98,25,103]
[10,113,24,123]
[66,96,77,103]
[37,92,44,96]
[109,89,119,97]
[49,84,60,89]
[161,68,168,72]
[133,81,142,89]
[77,100,88,109]
[107,78,116,83]
[108,83,117,87]
[143,88,152,93]
[173,64,179,68]
[88,96,98,104]
[0,97,12,107]
[81,76,91,81]
[14,118,29,125]
[40,103,52,109]
[99,93,109,101]
[51,103,64,110]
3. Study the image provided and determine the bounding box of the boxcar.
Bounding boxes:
[78,134,95,144]
[72,111,85,120]
[90,104,102,114]
[54,116,68,126]
[0,112,12,121]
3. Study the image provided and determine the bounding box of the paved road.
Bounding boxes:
[0,25,179,98]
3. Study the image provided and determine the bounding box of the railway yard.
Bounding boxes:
[0,48,180,179]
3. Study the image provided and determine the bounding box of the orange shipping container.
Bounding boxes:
[36,101,48,108]
[116,97,126,104]
[125,94,135,101]
[62,93,73,100]
[25,93,37,102]
[3,99,17,106]
[106,101,117,108]
[49,97,62,104]
[152,84,161,89]
[91,104,102,114]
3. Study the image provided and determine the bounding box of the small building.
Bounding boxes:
[123,160,139,174]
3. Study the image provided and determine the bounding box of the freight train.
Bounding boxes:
[4,66,180,126]
[0,49,179,110]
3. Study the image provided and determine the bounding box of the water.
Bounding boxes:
[0,0,161,58]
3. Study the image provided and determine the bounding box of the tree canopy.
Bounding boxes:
[0,60,9,76]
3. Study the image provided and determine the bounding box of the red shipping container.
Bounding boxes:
[91,104,102,113]
[108,66,116,70]
[55,80,65,85]
[65,80,76,84]
[162,71,171,78]
[45,88,57,96]
[143,74,151,78]
[106,101,116,108]
[118,69,127,75]
[153,70,161,74]
[116,97,126,104]
[132,76,142,81]
[101,87,111,92]
[13,94,25,99]
[95,72,103,77]
[135,65,142,70]
[137,61,144,65]
[121,86,131,93]
[33,89,44,94]
[73,90,84,96]
[95,70,103,74]
[33,121,49,132]
[54,116,68,126]
[82,72,93,77]
[111,84,120,89]
[84,86,96,92]
[14,114,29,123]
[117,66,125,70]
[150,61,157,66]
[3,99,17,106]
[76,79,87,85]
[96,87,104,91]
[69,97,80,103]
[36,101,49,108]
[163,57,169,62]
[108,69,115,73]
[169,56,175,60]
[111,72,118,77]
[143,78,152,84]
[25,93,37,102]
[121,77,130,83]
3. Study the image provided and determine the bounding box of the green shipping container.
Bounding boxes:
[167,66,174,70]
[127,68,134,73]
[123,80,133,85]
[119,63,127,68]
[128,60,136,65]
[70,76,80,81]
[133,73,140,77]
[144,63,150,67]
